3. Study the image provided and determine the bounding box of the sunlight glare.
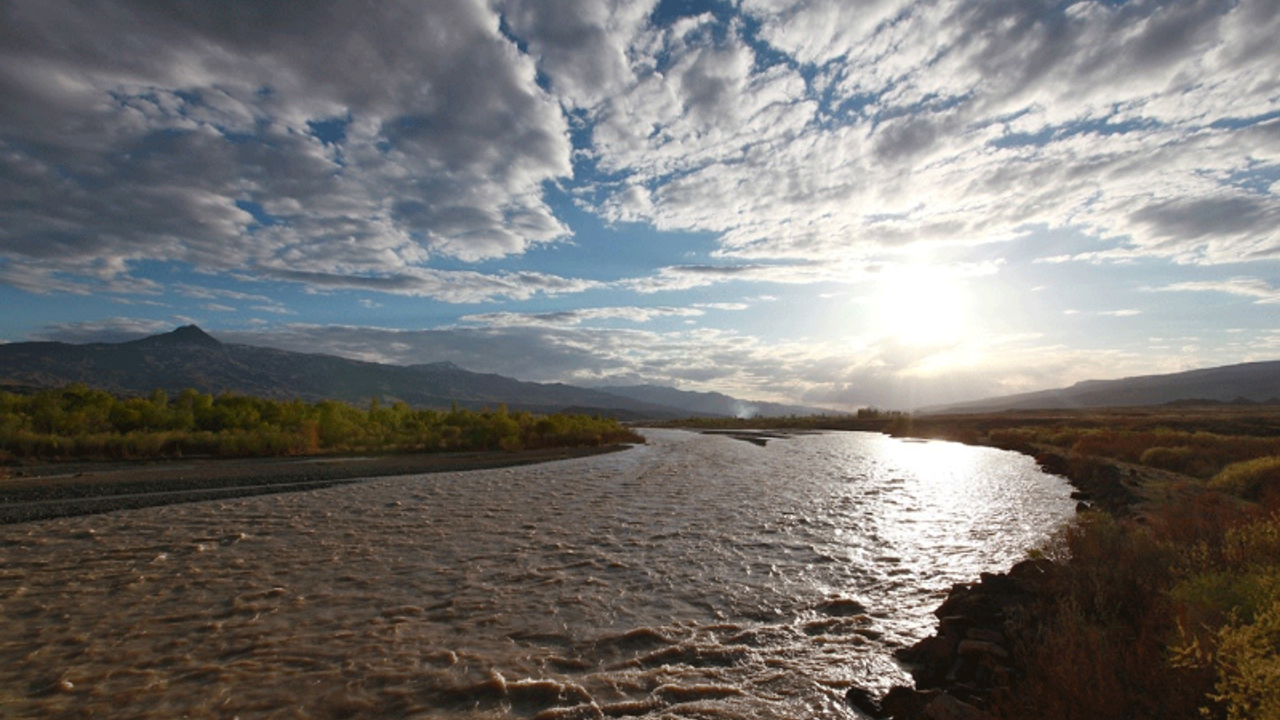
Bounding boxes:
[873,266,969,346]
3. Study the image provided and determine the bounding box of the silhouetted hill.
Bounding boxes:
[130,324,223,349]
[0,326,730,419]
[597,384,832,418]
[925,360,1280,413]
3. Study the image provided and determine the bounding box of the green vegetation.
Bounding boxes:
[0,385,642,463]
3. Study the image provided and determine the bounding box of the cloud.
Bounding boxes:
[29,317,182,344]
[261,267,600,303]
[4,0,1276,302]
[4,0,1279,409]
[1154,277,1280,303]
[176,284,273,303]
[497,0,655,108]
[26,310,1276,409]
[624,261,865,293]
[221,322,861,401]
[207,320,1163,410]
[461,306,704,326]
[0,0,571,292]
[554,0,1280,266]
[0,260,164,296]
[252,305,296,315]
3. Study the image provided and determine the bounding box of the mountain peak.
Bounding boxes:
[142,325,222,348]
[414,361,465,372]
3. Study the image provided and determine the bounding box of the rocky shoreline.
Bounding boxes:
[846,444,1139,720]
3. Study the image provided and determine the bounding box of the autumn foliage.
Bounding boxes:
[0,385,642,462]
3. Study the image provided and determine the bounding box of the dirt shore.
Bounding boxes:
[0,444,633,524]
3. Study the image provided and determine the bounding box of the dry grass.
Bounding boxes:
[897,408,1280,720]
[998,501,1280,720]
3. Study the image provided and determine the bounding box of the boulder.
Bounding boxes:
[846,686,886,718]
[879,686,936,719]
[923,693,994,720]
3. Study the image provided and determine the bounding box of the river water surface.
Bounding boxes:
[0,429,1074,719]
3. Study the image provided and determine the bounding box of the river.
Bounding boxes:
[0,429,1074,719]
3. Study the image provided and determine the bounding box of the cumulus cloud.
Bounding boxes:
[5,0,1275,300]
[538,0,1280,266]
[497,0,655,107]
[0,0,572,294]
[5,0,1279,409]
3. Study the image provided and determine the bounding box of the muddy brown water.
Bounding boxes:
[0,429,1074,719]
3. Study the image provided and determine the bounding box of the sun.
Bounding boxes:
[872,266,969,346]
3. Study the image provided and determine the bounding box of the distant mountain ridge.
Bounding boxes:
[926,360,1280,414]
[0,325,823,420]
[597,384,829,418]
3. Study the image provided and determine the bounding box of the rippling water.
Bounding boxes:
[0,429,1073,719]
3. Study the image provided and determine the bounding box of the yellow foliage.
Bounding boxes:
[1212,456,1280,501]
[1214,598,1280,720]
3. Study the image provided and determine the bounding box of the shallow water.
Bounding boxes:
[0,429,1073,719]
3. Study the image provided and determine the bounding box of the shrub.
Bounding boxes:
[1212,457,1280,501]
[1141,445,1218,477]
[988,427,1038,452]
[1070,430,1280,477]
[1213,598,1280,720]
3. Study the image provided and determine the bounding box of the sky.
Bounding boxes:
[1,0,1278,410]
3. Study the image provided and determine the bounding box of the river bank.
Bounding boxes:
[848,407,1280,720]
[0,444,631,523]
[849,443,1131,720]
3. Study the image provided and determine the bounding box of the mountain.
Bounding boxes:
[0,325,745,419]
[597,384,832,418]
[925,360,1280,414]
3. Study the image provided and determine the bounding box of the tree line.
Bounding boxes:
[0,385,643,462]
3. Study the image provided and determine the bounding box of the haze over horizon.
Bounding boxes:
[2,0,1278,410]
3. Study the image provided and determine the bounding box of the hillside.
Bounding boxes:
[0,326,727,419]
[597,384,831,418]
[926,359,1280,413]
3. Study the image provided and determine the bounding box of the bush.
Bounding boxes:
[1004,512,1211,720]
[1212,457,1280,501]
[1141,445,1218,477]
[1214,598,1280,720]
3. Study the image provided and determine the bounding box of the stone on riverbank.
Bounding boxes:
[859,558,1060,719]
